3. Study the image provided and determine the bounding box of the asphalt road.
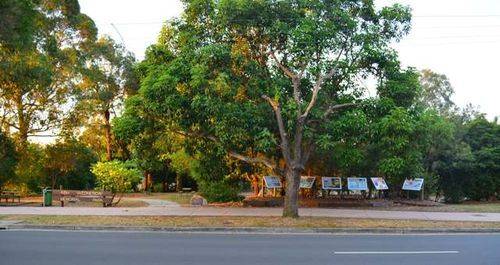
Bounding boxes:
[1,230,499,265]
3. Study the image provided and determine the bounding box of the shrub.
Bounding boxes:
[197,181,242,202]
[91,161,142,194]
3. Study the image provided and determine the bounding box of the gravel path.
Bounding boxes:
[135,198,180,207]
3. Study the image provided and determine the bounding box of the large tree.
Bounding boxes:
[71,36,137,161]
[419,69,456,115]
[137,0,412,217]
[0,0,97,147]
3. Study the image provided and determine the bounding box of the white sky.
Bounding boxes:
[79,0,499,118]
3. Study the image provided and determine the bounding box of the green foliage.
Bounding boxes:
[43,140,98,190]
[14,144,46,192]
[91,161,142,194]
[128,0,413,210]
[419,69,456,115]
[379,68,421,108]
[463,117,500,200]
[4,0,496,206]
[68,36,138,161]
[0,0,97,145]
[437,116,499,202]
[376,107,423,187]
[0,131,18,188]
[0,0,36,49]
[197,181,242,202]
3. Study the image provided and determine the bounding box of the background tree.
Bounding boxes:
[0,0,97,148]
[419,69,456,115]
[463,116,500,200]
[43,140,97,190]
[71,36,137,161]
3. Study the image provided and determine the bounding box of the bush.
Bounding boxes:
[91,161,142,194]
[466,174,497,201]
[197,181,242,202]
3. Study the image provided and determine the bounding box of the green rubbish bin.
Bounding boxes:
[43,188,52,206]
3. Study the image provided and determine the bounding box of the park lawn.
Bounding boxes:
[1,215,499,229]
[426,202,500,213]
[379,202,500,213]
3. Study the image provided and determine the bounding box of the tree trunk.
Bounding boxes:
[143,171,152,192]
[283,168,301,218]
[251,175,259,196]
[103,109,112,161]
[176,174,183,192]
[51,175,57,190]
[162,180,167,192]
[15,93,29,150]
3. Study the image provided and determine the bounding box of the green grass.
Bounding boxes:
[382,202,500,213]
[439,202,500,213]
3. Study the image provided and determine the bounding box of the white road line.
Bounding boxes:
[333,251,459,255]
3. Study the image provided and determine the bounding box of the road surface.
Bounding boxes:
[0,230,499,265]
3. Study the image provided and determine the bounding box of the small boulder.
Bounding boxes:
[190,195,207,206]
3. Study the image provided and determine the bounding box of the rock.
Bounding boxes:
[190,195,207,206]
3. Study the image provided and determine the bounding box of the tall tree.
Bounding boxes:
[72,36,137,161]
[137,0,412,217]
[0,0,97,148]
[419,69,455,115]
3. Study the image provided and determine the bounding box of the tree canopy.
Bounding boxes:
[131,0,413,217]
[0,0,97,146]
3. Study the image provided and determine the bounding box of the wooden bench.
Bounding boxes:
[53,190,113,207]
[0,191,21,203]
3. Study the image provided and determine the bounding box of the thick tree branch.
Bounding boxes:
[269,51,297,80]
[227,151,276,170]
[172,130,278,171]
[262,95,292,163]
[300,47,347,120]
[269,51,304,104]
[323,102,357,119]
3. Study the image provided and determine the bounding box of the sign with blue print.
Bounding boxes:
[263,176,282,188]
[371,177,389,190]
[322,177,342,190]
[300,176,316,189]
[347,177,368,191]
[402,178,424,191]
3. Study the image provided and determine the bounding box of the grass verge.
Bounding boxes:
[385,202,500,213]
[1,215,499,229]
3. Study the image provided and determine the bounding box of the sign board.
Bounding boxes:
[347,177,368,191]
[371,177,389,190]
[322,177,342,190]
[263,176,282,188]
[300,176,316,189]
[402,178,424,191]
[53,190,113,205]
